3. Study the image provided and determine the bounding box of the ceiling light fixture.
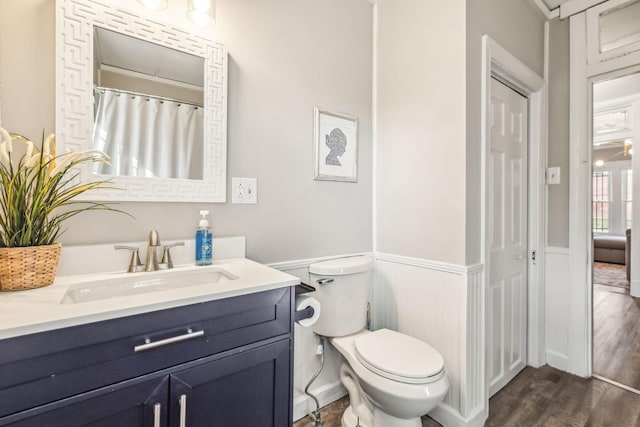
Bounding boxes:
[137,0,168,11]
[187,0,215,27]
[595,159,605,167]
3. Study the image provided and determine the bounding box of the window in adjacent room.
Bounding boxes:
[593,171,611,233]
[623,169,633,229]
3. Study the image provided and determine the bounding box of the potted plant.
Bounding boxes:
[0,127,121,291]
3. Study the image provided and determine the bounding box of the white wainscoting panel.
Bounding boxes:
[374,256,486,427]
[544,247,570,370]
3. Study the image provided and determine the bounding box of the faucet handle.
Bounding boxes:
[161,242,185,269]
[115,245,144,273]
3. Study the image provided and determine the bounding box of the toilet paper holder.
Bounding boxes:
[294,282,317,323]
[295,305,316,323]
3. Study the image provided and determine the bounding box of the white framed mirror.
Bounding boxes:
[55,0,227,202]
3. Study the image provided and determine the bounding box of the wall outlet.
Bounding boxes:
[232,178,257,204]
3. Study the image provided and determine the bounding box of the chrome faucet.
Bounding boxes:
[144,230,161,272]
[115,230,185,273]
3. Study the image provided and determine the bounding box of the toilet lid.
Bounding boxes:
[354,329,445,384]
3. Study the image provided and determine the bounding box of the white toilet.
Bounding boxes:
[309,256,449,427]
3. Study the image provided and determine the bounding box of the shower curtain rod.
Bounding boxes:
[95,86,204,109]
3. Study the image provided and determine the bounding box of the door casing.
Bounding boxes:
[481,34,547,410]
[569,4,640,378]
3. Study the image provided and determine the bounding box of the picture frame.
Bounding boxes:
[313,107,358,182]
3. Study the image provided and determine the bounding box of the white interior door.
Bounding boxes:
[488,78,528,397]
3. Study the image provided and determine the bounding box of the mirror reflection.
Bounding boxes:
[92,27,205,180]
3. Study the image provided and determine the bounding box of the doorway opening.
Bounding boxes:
[591,71,640,391]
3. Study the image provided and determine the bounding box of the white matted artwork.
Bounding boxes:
[314,107,358,182]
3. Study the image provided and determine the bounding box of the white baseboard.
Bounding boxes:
[631,280,640,298]
[430,402,487,427]
[293,380,347,422]
[546,349,569,371]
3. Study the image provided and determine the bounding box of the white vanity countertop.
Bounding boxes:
[0,258,300,340]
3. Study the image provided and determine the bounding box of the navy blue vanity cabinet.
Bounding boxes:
[0,286,294,427]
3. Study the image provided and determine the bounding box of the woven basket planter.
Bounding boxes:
[0,243,62,291]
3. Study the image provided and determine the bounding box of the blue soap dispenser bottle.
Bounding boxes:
[195,210,213,266]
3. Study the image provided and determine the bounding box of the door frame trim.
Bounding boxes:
[569,9,640,378]
[481,35,547,398]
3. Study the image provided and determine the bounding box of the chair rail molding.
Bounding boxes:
[375,252,479,275]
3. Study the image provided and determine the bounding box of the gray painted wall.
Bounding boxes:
[375,0,467,265]
[375,0,544,266]
[0,0,373,264]
[465,0,545,264]
[547,18,570,248]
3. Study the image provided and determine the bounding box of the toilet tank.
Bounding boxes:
[309,256,373,337]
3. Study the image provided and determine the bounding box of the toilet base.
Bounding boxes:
[372,407,422,427]
[341,405,424,427]
[341,406,370,427]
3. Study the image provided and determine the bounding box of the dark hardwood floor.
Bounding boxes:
[486,365,640,426]
[294,365,640,426]
[593,287,640,390]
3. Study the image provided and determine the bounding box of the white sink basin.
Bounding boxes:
[60,267,238,304]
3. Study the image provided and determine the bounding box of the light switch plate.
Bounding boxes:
[547,167,561,185]
[232,178,257,204]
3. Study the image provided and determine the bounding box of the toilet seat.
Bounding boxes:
[354,329,444,384]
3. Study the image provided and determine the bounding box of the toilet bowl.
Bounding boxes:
[308,256,449,427]
[332,329,448,427]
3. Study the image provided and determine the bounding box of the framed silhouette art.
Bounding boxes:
[313,107,358,182]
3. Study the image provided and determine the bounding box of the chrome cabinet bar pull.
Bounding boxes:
[153,403,161,427]
[179,394,187,427]
[316,278,334,285]
[134,329,204,352]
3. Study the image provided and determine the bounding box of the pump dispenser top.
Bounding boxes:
[199,210,210,227]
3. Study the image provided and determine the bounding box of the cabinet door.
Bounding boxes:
[0,376,168,427]
[169,339,291,427]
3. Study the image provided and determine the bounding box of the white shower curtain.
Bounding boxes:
[93,88,204,180]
